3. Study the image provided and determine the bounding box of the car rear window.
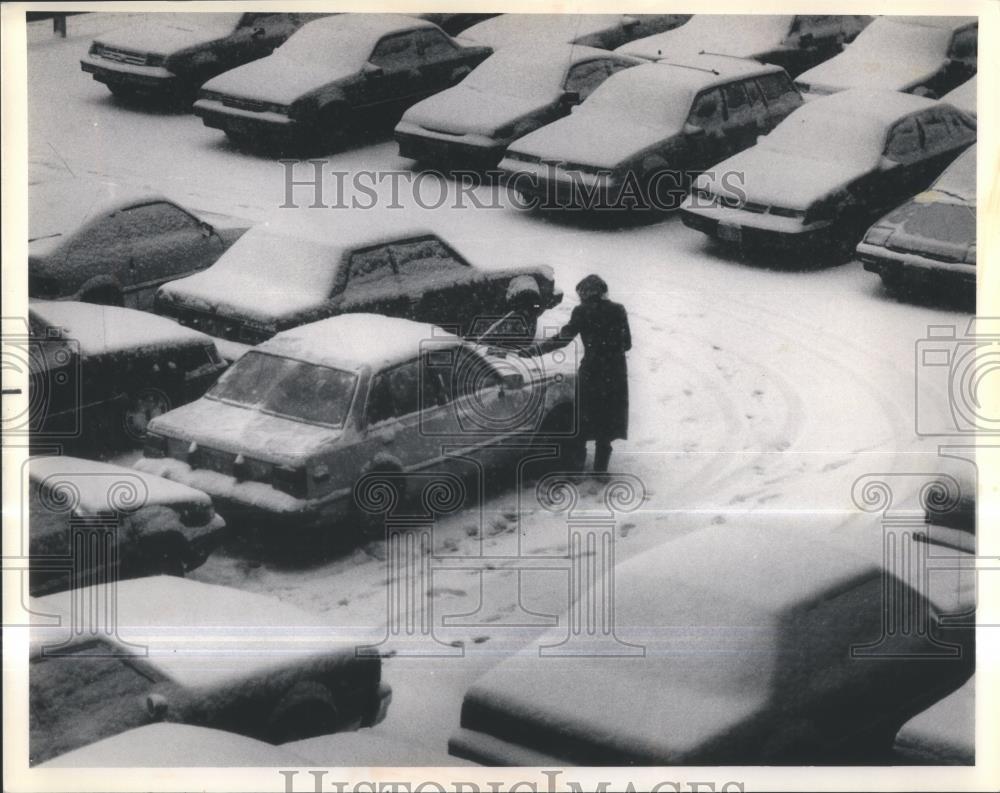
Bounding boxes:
[758,73,794,102]
[390,237,465,277]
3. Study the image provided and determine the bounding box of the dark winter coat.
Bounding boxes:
[535,297,631,441]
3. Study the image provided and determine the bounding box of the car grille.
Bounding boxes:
[96,45,148,66]
[222,96,268,112]
[742,201,768,214]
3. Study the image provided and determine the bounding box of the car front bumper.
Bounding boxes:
[680,203,835,253]
[193,98,296,137]
[500,159,621,209]
[857,243,976,287]
[80,55,177,91]
[395,123,506,166]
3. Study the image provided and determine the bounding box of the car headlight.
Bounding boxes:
[863,225,893,246]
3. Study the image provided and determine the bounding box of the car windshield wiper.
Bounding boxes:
[931,188,972,203]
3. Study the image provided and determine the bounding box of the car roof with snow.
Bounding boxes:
[29,300,216,357]
[460,13,627,46]
[29,455,214,513]
[653,53,785,84]
[296,12,437,39]
[260,313,464,372]
[890,15,976,31]
[790,88,946,126]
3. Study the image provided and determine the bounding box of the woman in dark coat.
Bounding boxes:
[522,274,631,473]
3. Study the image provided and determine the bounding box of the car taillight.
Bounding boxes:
[273,465,308,498]
[144,433,167,458]
[863,225,893,246]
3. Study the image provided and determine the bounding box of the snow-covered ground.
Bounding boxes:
[25,17,976,762]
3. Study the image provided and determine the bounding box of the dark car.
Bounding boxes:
[192,14,492,146]
[27,455,226,595]
[28,576,391,764]
[498,56,803,209]
[395,44,642,166]
[80,12,329,103]
[457,13,691,51]
[153,217,562,348]
[28,181,249,311]
[680,90,976,256]
[28,301,228,451]
[857,145,976,298]
[448,523,974,765]
[616,14,873,77]
[795,16,977,98]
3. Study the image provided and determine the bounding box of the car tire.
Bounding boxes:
[267,681,340,743]
[526,404,583,479]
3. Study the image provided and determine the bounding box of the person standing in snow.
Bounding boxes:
[521,274,631,474]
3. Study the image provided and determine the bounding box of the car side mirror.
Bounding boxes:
[879,156,900,171]
[684,123,706,137]
[561,89,580,105]
[362,62,383,78]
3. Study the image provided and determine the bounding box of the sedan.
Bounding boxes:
[458,13,691,51]
[80,12,329,103]
[193,14,492,146]
[617,14,872,77]
[449,522,974,764]
[680,90,976,256]
[28,576,391,764]
[395,44,642,166]
[28,301,228,451]
[794,16,977,98]
[857,145,976,298]
[135,314,577,529]
[27,455,225,595]
[498,57,803,210]
[28,180,248,311]
[154,218,562,347]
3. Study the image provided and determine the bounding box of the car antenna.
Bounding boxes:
[662,60,720,76]
[699,49,749,61]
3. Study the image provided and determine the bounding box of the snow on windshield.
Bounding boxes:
[933,146,976,202]
[843,17,952,58]
[578,70,691,130]
[209,351,357,427]
[464,49,570,99]
[210,231,338,293]
[759,108,883,168]
[277,22,373,69]
[151,13,244,34]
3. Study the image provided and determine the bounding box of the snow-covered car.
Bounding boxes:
[411,13,500,36]
[943,75,976,118]
[192,14,492,146]
[394,44,642,167]
[80,13,329,103]
[27,455,225,595]
[28,576,391,764]
[153,218,562,346]
[458,13,690,51]
[680,90,976,256]
[448,523,974,765]
[616,14,872,77]
[136,314,577,530]
[498,56,803,209]
[28,301,227,450]
[28,180,248,311]
[857,145,976,296]
[794,16,977,99]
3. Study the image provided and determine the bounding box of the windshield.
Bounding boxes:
[464,50,569,98]
[844,18,951,59]
[208,351,357,427]
[759,109,883,167]
[933,147,976,202]
[578,70,691,130]
[277,22,372,69]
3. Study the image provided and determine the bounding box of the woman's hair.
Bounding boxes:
[575,274,608,300]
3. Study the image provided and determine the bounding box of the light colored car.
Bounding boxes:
[27,455,225,595]
[458,13,690,51]
[448,522,974,764]
[192,14,491,146]
[136,314,577,529]
[28,180,248,310]
[28,301,228,450]
[858,145,976,297]
[154,216,562,347]
[943,75,976,118]
[794,16,977,98]
[395,44,642,166]
[617,14,872,77]
[498,56,802,209]
[680,90,976,256]
[28,576,391,765]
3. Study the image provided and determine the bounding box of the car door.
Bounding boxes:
[365,31,423,107]
[412,28,472,95]
[334,245,411,318]
[118,202,226,311]
[684,88,728,170]
[719,80,759,155]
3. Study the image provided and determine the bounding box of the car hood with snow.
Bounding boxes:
[401,83,558,137]
[619,14,793,61]
[200,51,355,107]
[92,13,242,60]
[797,50,949,94]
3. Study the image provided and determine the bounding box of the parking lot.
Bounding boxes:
[23,14,976,764]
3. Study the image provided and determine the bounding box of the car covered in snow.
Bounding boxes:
[448,523,974,765]
[680,90,976,256]
[154,217,562,347]
[411,13,500,36]
[26,455,225,596]
[135,314,577,529]
[943,75,977,118]
[794,16,977,99]
[28,180,248,311]
[28,576,391,764]
[192,14,492,146]
[498,56,803,209]
[457,13,691,51]
[28,301,227,450]
[394,44,642,166]
[857,145,976,297]
[80,12,329,103]
[616,14,872,77]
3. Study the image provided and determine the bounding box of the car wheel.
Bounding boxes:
[526,405,584,479]
[267,681,340,743]
[80,286,123,306]
[122,387,172,441]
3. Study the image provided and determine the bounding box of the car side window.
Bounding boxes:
[944,108,976,137]
[722,81,750,117]
[451,348,501,398]
[346,246,396,290]
[884,117,923,163]
[757,73,793,103]
[370,32,420,70]
[366,373,395,425]
[949,28,977,62]
[415,28,457,61]
[391,237,465,278]
[688,89,725,127]
[387,360,422,417]
[745,77,766,108]
[564,60,612,101]
[119,203,202,236]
